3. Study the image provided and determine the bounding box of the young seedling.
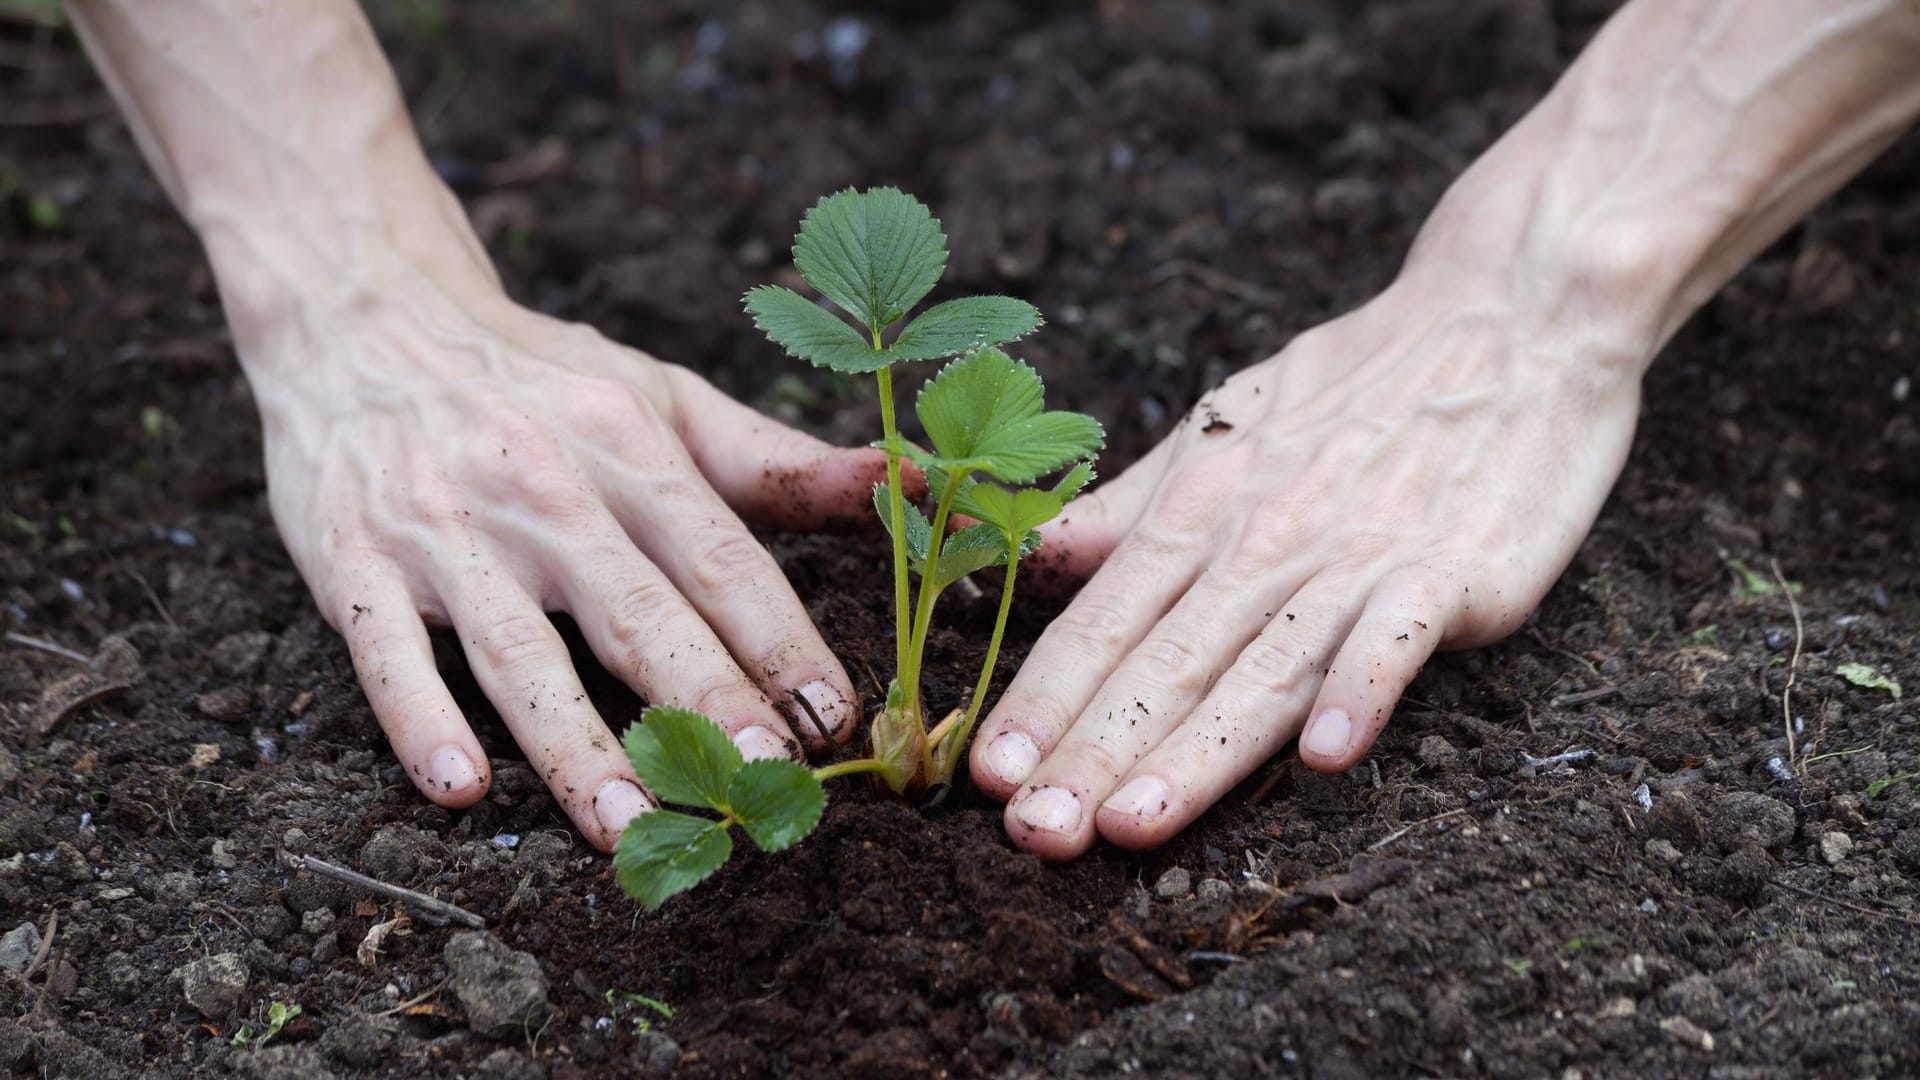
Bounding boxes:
[613,188,1102,910]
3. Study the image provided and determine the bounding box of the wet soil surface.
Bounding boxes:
[4,1,1919,1077]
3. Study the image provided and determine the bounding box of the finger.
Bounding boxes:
[999,566,1288,860]
[596,470,858,748]
[333,572,491,808]
[969,523,1207,801]
[1095,578,1364,849]
[1298,566,1460,772]
[540,516,809,762]
[663,364,895,528]
[1027,438,1175,584]
[435,562,657,852]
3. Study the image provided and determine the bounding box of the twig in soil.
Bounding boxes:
[115,566,178,631]
[1771,880,1920,927]
[1773,558,1803,774]
[3,631,91,665]
[17,910,56,983]
[1529,627,1605,679]
[1518,747,1596,772]
[1367,807,1469,851]
[373,979,449,1018]
[26,941,64,1026]
[280,852,485,929]
[1184,950,1245,966]
[1551,685,1621,708]
[1146,259,1283,307]
[788,687,831,747]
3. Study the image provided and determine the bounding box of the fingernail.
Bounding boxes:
[733,725,792,761]
[984,732,1041,785]
[1105,775,1169,821]
[1302,709,1351,759]
[796,680,851,736]
[593,778,654,838]
[426,745,479,794]
[1013,786,1082,834]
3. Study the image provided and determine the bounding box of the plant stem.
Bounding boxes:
[951,536,1021,753]
[874,362,910,679]
[903,470,962,717]
[812,757,893,783]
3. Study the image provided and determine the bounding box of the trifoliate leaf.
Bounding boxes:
[953,473,1088,538]
[613,810,734,910]
[873,482,932,568]
[624,707,743,810]
[727,759,826,852]
[930,524,1039,589]
[889,296,1043,361]
[743,285,891,373]
[1836,662,1903,699]
[792,187,947,332]
[912,348,1104,484]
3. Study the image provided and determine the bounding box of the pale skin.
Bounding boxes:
[66,1,1920,859]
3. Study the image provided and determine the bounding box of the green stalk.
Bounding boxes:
[874,360,910,680]
[903,470,962,717]
[946,536,1021,760]
[812,757,893,783]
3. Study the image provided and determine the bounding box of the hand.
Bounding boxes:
[252,269,884,851]
[967,268,1648,859]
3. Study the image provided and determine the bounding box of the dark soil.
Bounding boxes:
[4,1,1919,1077]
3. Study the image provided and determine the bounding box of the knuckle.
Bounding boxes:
[476,610,556,671]
[687,532,775,595]
[1236,637,1307,696]
[1130,636,1209,694]
[1049,593,1134,656]
[603,576,686,678]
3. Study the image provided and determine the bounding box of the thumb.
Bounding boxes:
[664,365,894,529]
[1028,439,1172,588]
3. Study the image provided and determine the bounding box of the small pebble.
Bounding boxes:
[1820,831,1854,865]
[1152,866,1192,900]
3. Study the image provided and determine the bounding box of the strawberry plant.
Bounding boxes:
[613,188,1102,909]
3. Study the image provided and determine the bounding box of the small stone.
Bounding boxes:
[359,826,435,885]
[1828,794,1868,831]
[1195,878,1232,903]
[96,886,135,902]
[211,839,239,871]
[51,841,90,883]
[1152,866,1192,900]
[302,908,336,936]
[281,827,311,854]
[1819,831,1854,865]
[178,951,249,1019]
[444,932,550,1037]
[89,635,143,681]
[193,685,252,720]
[1658,1015,1715,1052]
[1645,793,1708,851]
[105,950,140,1000]
[1597,996,1636,1019]
[1416,735,1459,769]
[1709,792,1796,853]
[471,1048,544,1080]
[0,922,41,973]
[631,1029,683,1079]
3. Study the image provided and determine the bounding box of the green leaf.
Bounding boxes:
[889,296,1043,361]
[792,187,946,332]
[873,483,932,568]
[928,524,1039,589]
[1725,556,1801,599]
[912,348,1104,484]
[727,759,826,852]
[952,467,1093,539]
[624,706,743,810]
[1051,461,1096,503]
[1836,662,1903,699]
[613,810,734,910]
[743,285,891,373]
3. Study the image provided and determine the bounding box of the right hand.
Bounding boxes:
[246,264,885,851]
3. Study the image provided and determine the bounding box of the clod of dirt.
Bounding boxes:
[0,922,39,973]
[1644,838,1684,865]
[630,1031,683,1079]
[512,829,572,883]
[359,825,439,884]
[230,1043,338,1080]
[1645,792,1709,850]
[444,931,550,1037]
[1659,972,1728,1028]
[470,1048,544,1080]
[1195,878,1232,903]
[1708,792,1797,853]
[149,869,199,906]
[209,631,275,679]
[177,951,249,1020]
[193,685,252,719]
[316,1015,397,1070]
[1152,866,1192,899]
[1819,831,1854,865]
[1713,844,1775,905]
[50,841,89,883]
[282,869,345,915]
[1659,1015,1716,1053]
[1416,734,1460,769]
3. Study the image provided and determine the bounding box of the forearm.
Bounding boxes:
[66,0,499,355]
[1402,0,1920,363]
